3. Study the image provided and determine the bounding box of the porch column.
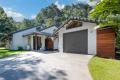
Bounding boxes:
[35,33,37,50]
[31,35,33,50]
[41,36,45,50]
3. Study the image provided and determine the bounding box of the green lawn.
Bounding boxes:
[0,47,26,58]
[89,56,120,80]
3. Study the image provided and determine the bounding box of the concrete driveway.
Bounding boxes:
[0,51,93,80]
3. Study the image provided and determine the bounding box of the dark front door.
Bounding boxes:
[45,38,53,51]
[33,36,41,50]
[63,30,88,54]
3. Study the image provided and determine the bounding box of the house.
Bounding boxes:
[55,17,115,58]
[9,25,58,51]
[9,17,115,58]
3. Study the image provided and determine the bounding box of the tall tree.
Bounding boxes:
[0,7,15,41]
[36,4,62,27]
[90,0,120,20]
[89,0,120,49]
[14,19,37,30]
[62,3,92,22]
[36,3,92,27]
[23,19,37,27]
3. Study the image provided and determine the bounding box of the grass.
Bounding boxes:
[89,56,120,80]
[0,47,27,58]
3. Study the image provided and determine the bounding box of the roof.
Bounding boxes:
[37,25,58,32]
[12,26,36,34]
[23,32,52,37]
[53,17,106,35]
[12,25,58,37]
[12,25,58,35]
[40,26,58,34]
[12,17,105,36]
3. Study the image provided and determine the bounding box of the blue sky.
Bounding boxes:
[0,0,89,22]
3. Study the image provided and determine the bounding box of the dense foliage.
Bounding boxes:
[90,0,120,50]
[90,0,120,20]
[14,19,37,30]
[36,3,92,27]
[0,7,16,41]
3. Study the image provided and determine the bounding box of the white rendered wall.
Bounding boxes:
[41,35,46,50]
[58,22,97,55]
[11,27,53,50]
[11,27,36,50]
[54,37,59,50]
[30,35,33,50]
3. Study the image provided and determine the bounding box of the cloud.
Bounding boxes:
[55,1,65,10]
[31,14,36,19]
[74,0,89,3]
[88,0,100,6]
[88,1,98,6]
[77,0,81,1]
[3,7,24,22]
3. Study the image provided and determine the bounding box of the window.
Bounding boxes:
[66,21,82,29]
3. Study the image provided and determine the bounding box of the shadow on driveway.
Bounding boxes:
[0,69,67,80]
[0,53,68,80]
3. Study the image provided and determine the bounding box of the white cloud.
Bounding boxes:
[31,14,36,19]
[3,7,24,22]
[74,0,89,3]
[88,1,98,6]
[77,0,81,1]
[88,0,101,6]
[55,1,65,10]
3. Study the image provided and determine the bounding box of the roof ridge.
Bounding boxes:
[12,26,36,34]
[69,16,106,23]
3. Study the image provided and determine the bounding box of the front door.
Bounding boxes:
[33,36,41,50]
[45,38,53,50]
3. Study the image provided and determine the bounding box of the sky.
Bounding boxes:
[0,0,90,22]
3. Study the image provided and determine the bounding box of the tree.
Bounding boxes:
[90,0,120,19]
[36,4,63,27]
[0,7,16,41]
[89,0,120,50]
[36,3,92,27]
[23,19,37,27]
[14,19,37,30]
[106,14,120,50]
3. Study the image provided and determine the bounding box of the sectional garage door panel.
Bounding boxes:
[63,30,88,54]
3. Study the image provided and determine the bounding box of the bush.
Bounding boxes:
[18,46,23,50]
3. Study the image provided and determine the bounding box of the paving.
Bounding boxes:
[0,51,93,80]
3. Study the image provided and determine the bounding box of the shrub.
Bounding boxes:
[18,46,23,50]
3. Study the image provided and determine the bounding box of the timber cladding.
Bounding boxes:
[97,28,115,58]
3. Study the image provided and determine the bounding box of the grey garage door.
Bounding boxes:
[63,29,88,54]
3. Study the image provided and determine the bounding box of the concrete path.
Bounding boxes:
[0,51,93,80]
